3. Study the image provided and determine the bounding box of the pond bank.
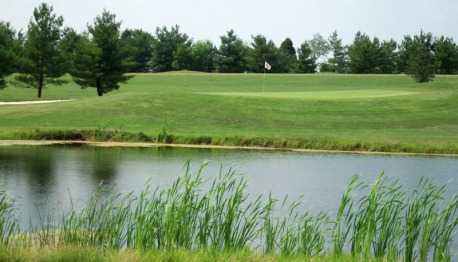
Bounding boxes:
[1,139,457,158]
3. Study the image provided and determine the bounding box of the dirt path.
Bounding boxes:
[0,140,457,158]
[0,99,73,106]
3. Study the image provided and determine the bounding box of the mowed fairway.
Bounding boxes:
[1,72,458,153]
[198,90,418,100]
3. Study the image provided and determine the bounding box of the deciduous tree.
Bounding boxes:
[308,33,330,62]
[297,42,316,73]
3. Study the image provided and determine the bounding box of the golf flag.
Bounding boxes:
[264,61,272,71]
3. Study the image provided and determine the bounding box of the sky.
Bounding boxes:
[1,0,457,46]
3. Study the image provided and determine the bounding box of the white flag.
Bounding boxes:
[264,61,272,71]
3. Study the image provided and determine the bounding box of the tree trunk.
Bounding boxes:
[37,74,43,98]
[96,79,103,97]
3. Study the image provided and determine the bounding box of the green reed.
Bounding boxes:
[0,162,457,261]
[0,191,17,247]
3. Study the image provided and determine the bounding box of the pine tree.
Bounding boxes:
[0,22,18,89]
[433,36,458,74]
[72,11,130,96]
[328,31,347,73]
[405,32,436,83]
[279,38,297,72]
[17,3,65,98]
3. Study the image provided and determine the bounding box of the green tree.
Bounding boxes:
[72,11,129,96]
[0,22,18,89]
[279,38,297,72]
[121,29,154,72]
[377,40,398,74]
[308,33,330,62]
[297,42,316,73]
[398,36,415,73]
[190,40,216,72]
[433,36,458,74]
[404,32,436,83]
[172,41,193,71]
[328,31,347,73]
[59,28,83,74]
[17,3,65,98]
[247,35,282,73]
[348,32,381,73]
[215,30,248,73]
[151,25,191,72]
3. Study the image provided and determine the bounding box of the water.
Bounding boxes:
[0,144,458,231]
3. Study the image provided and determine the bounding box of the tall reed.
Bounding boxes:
[0,163,457,261]
[0,190,17,247]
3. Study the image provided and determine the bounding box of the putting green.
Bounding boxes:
[197,89,418,100]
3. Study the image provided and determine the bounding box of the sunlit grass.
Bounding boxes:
[197,90,419,100]
[1,73,458,154]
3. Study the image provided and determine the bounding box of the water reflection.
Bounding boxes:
[85,148,119,185]
[0,145,457,228]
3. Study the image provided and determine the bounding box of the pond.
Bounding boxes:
[1,144,458,229]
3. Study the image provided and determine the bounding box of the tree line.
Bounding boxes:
[1,3,457,98]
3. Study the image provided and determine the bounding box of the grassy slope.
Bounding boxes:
[1,73,458,153]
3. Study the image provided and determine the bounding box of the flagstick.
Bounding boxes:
[262,67,266,93]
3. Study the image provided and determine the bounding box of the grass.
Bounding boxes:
[197,90,419,100]
[0,247,387,262]
[0,163,457,261]
[1,72,458,154]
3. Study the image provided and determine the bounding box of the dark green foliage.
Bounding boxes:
[121,29,154,72]
[59,28,83,74]
[190,40,217,72]
[296,42,316,73]
[247,35,283,73]
[0,22,18,89]
[172,41,193,71]
[403,32,436,83]
[348,32,399,74]
[328,31,347,73]
[279,38,297,72]
[16,3,66,98]
[151,25,192,72]
[378,40,399,74]
[72,11,130,96]
[348,32,380,73]
[215,30,248,73]
[433,36,458,74]
[319,63,334,72]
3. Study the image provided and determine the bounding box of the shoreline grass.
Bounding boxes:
[0,247,388,262]
[0,163,457,261]
[2,128,458,155]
